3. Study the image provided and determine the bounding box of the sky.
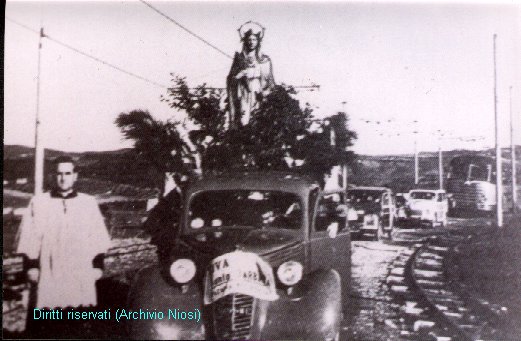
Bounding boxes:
[4,0,521,155]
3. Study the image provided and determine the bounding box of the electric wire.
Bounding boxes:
[139,0,233,60]
[6,17,168,89]
[138,1,319,91]
[6,15,319,93]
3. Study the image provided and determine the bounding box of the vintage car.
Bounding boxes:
[346,186,395,240]
[406,189,449,227]
[127,173,351,340]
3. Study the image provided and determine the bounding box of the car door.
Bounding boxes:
[309,192,350,279]
[380,192,392,229]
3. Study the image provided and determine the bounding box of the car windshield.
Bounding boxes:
[347,190,382,204]
[468,164,489,181]
[188,190,302,230]
[409,192,436,200]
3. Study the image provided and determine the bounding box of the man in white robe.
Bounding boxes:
[16,156,112,309]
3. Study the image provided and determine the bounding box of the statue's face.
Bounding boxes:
[244,35,259,52]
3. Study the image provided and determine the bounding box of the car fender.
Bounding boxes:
[126,265,205,340]
[255,268,342,340]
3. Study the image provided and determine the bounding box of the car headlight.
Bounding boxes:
[277,261,303,286]
[169,259,196,284]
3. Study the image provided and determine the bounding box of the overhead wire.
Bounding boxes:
[7,9,319,93]
[138,1,320,91]
[139,0,233,60]
[6,17,168,89]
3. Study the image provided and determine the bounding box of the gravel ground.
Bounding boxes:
[345,241,410,340]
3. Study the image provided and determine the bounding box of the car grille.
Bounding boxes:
[212,294,254,340]
[447,181,480,207]
[261,242,304,266]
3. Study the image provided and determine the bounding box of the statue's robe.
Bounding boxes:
[16,191,111,308]
[227,51,275,128]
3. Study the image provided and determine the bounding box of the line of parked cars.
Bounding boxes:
[346,186,449,240]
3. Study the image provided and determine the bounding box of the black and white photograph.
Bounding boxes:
[3,0,521,339]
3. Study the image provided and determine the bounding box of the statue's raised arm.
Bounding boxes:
[227,21,275,129]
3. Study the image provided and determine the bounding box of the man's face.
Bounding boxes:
[55,162,77,192]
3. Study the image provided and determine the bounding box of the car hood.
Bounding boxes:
[179,228,302,265]
[408,200,434,210]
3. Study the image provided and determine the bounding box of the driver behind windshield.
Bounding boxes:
[189,191,302,230]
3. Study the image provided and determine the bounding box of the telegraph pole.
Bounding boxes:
[340,101,349,190]
[438,133,443,190]
[414,121,419,185]
[510,86,517,213]
[34,27,45,195]
[493,34,503,227]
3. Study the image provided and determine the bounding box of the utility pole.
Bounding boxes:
[493,34,503,227]
[341,101,348,190]
[34,27,45,195]
[510,86,517,213]
[414,120,419,185]
[438,132,443,190]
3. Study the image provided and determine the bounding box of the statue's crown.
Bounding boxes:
[238,21,265,40]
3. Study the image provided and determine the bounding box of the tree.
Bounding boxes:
[116,75,357,186]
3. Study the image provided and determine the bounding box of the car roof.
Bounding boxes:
[186,172,320,197]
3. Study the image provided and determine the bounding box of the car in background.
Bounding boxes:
[406,189,449,227]
[346,186,395,241]
[127,173,351,340]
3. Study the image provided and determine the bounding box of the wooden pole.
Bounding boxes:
[439,145,443,190]
[414,121,419,185]
[511,86,517,213]
[34,27,45,195]
[493,34,503,227]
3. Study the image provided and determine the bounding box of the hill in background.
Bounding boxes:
[4,144,520,195]
[350,147,521,193]
[3,145,161,197]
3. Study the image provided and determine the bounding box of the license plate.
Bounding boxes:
[204,251,279,304]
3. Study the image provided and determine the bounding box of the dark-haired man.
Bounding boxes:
[143,173,189,266]
[16,156,111,311]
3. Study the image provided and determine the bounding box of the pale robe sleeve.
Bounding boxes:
[260,56,275,91]
[15,197,43,260]
[85,196,112,259]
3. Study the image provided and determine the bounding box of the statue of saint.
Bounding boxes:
[227,21,275,128]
